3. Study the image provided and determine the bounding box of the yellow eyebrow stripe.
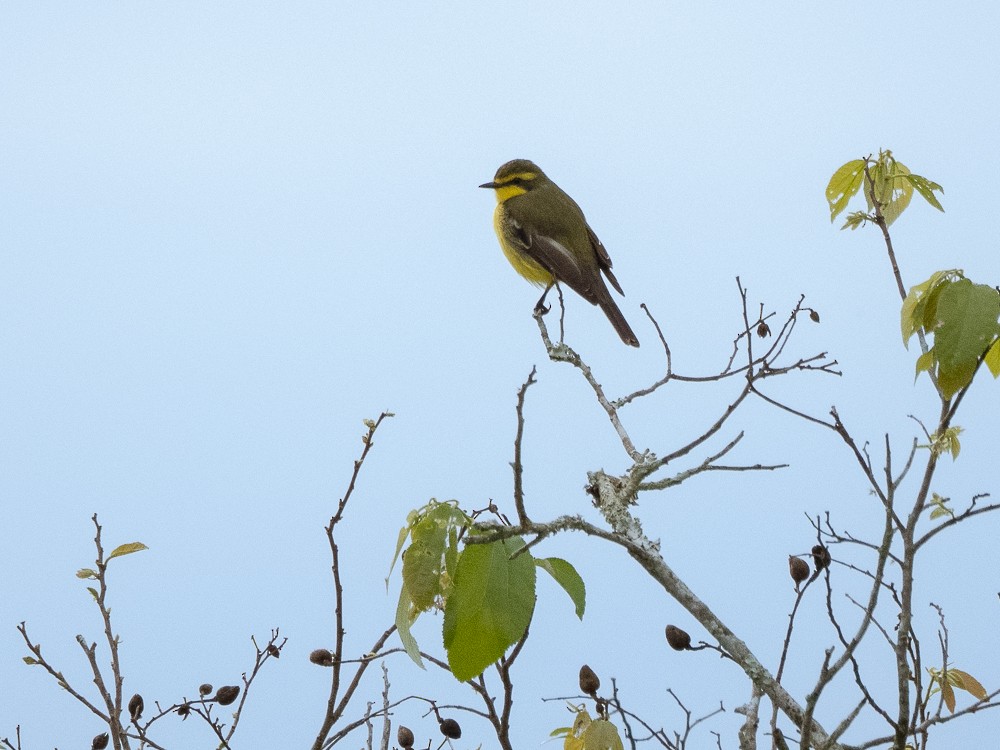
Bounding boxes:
[493,171,537,185]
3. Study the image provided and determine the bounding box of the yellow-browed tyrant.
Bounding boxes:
[479,159,639,347]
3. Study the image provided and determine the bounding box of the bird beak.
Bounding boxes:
[478,181,497,189]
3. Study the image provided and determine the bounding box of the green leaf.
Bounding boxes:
[840,211,868,231]
[826,159,866,222]
[23,656,39,665]
[901,272,939,345]
[927,493,954,520]
[864,152,897,213]
[76,568,98,579]
[402,532,446,612]
[934,279,1000,398]
[394,583,424,668]
[986,338,1000,378]
[878,160,913,227]
[385,518,413,588]
[901,270,963,346]
[87,587,99,600]
[904,173,945,212]
[445,524,459,581]
[926,428,963,460]
[443,537,536,681]
[400,502,468,611]
[536,557,586,619]
[108,542,148,561]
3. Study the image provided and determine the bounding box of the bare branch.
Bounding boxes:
[511,367,537,525]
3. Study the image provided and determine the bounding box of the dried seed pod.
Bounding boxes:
[215,685,240,706]
[788,556,810,585]
[578,664,600,696]
[757,321,771,338]
[665,625,692,651]
[439,717,462,740]
[397,725,415,748]
[309,648,334,666]
[809,310,820,323]
[595,696,609,717]
[177,703,191,718]
[199,683,213,696]
[267,644,281,658]
[92,733,110,750]
[128,693,144,721]
[811,544,831,571]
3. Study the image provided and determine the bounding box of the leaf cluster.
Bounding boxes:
[552,706,625,750]
[928,667,989,714]
[388,501,585,681]
[901,270,1000,398]
[826,150,943,229]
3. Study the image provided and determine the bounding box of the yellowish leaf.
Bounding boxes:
[108,542,149,561]
[583,720,624,750]
[826,159,866,222]
[905,173,945,212]
[950,669,988,701]
[986,338,1000,378]
[563,708,592,750]
[914,350,934,378]
[942,678,956,713]
[879,161,913,227]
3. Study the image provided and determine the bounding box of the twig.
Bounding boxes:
[512,367,537,525]
[314,413,394,750]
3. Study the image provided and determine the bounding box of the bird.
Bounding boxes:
[479,159,640,347]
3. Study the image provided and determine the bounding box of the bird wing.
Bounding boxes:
[508,218,601,304]
[586,224,625,296]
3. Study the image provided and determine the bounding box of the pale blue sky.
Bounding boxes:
[3,3,998,747]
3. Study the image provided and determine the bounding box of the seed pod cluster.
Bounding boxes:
[578,664,600,696]
[215,685,240,706]
[788,555,810,586]
[665,625,692,651]
[439,717,462,740]
[811,544,831,571]
[397,725,415,749]
[267,643,281,658]
[92,733,110,750]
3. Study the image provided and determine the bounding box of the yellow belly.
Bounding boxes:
[494,206,553,287]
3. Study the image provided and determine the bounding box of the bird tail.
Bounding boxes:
[594,283,640,347]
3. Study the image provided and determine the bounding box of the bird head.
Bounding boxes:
[479,159,549,200]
